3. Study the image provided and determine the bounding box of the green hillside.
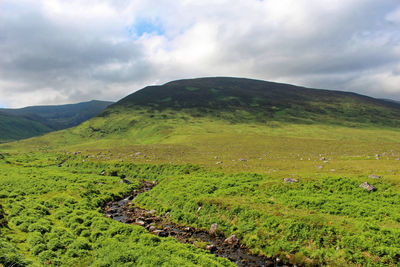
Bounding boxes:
[0,100,113,143]
[0,112,52,143]
[2,78,400,266]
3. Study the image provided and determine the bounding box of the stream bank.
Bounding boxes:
[103,180,286,267]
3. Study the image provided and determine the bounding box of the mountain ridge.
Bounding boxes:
[103,77,400,127]
[0,100,113,143]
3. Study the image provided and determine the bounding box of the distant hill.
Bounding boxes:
[0,111,52,143]
[0,100,113,143]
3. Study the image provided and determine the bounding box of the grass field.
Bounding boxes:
[2,78,400,266]
[2,118,400,266]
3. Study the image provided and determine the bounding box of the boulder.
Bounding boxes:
[206,244,217,252]
[284,178,298,183]
[209,223,218,235]
[359,182,376,191]
[153,230,168,237]
[223,234,239,246]
[135,219,146,226]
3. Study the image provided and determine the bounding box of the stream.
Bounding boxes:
[103,180,286,267]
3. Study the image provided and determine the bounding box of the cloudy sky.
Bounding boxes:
[1,0,400,107]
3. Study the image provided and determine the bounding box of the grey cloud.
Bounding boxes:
[1,0,400,107]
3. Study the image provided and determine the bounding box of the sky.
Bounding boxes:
[1,0,400,108]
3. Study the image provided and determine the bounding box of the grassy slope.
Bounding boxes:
[0,112,52,143]
[2,78,400,265]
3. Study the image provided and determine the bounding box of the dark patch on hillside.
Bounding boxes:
[0,204,7,227]
[109,77,400,127]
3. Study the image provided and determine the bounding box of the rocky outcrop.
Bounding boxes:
[359,182,376,191]
[209,223,218,235]
[284,178,298,183]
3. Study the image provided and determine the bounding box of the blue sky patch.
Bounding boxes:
[127,18,164,38]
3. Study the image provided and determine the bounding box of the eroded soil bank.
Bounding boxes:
[103,180,287,267]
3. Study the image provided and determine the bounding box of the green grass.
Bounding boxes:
[0,154,232,266]
[3,77,400,265]
[135,172,400,265]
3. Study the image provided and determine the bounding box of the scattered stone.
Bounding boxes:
[330,169,336,172]
[283,178,298,183]
[359,182,376,191]
[239,158,247,162]
[216,161,223,165]
[153,230,168,237]
[368,175,381,179]
[323,161,329,163]
[317,165,324,169]
[119,178,131,184]
[149,226,156,232]
[135,219,146,226]
[210,223,218,235]
[320,157,326,161]
[135,152,142,156]
[98,182,105,185]
[223,234,239,246]
[206,244,217,252]
[148,210,157,215]
[197,206,202,212]
[184,227,191,232]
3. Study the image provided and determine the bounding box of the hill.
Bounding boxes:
[0,111,52,143]
[111,77,400,126]
[0,100,113,143]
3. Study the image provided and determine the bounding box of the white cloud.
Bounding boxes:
[0,0,399,107]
